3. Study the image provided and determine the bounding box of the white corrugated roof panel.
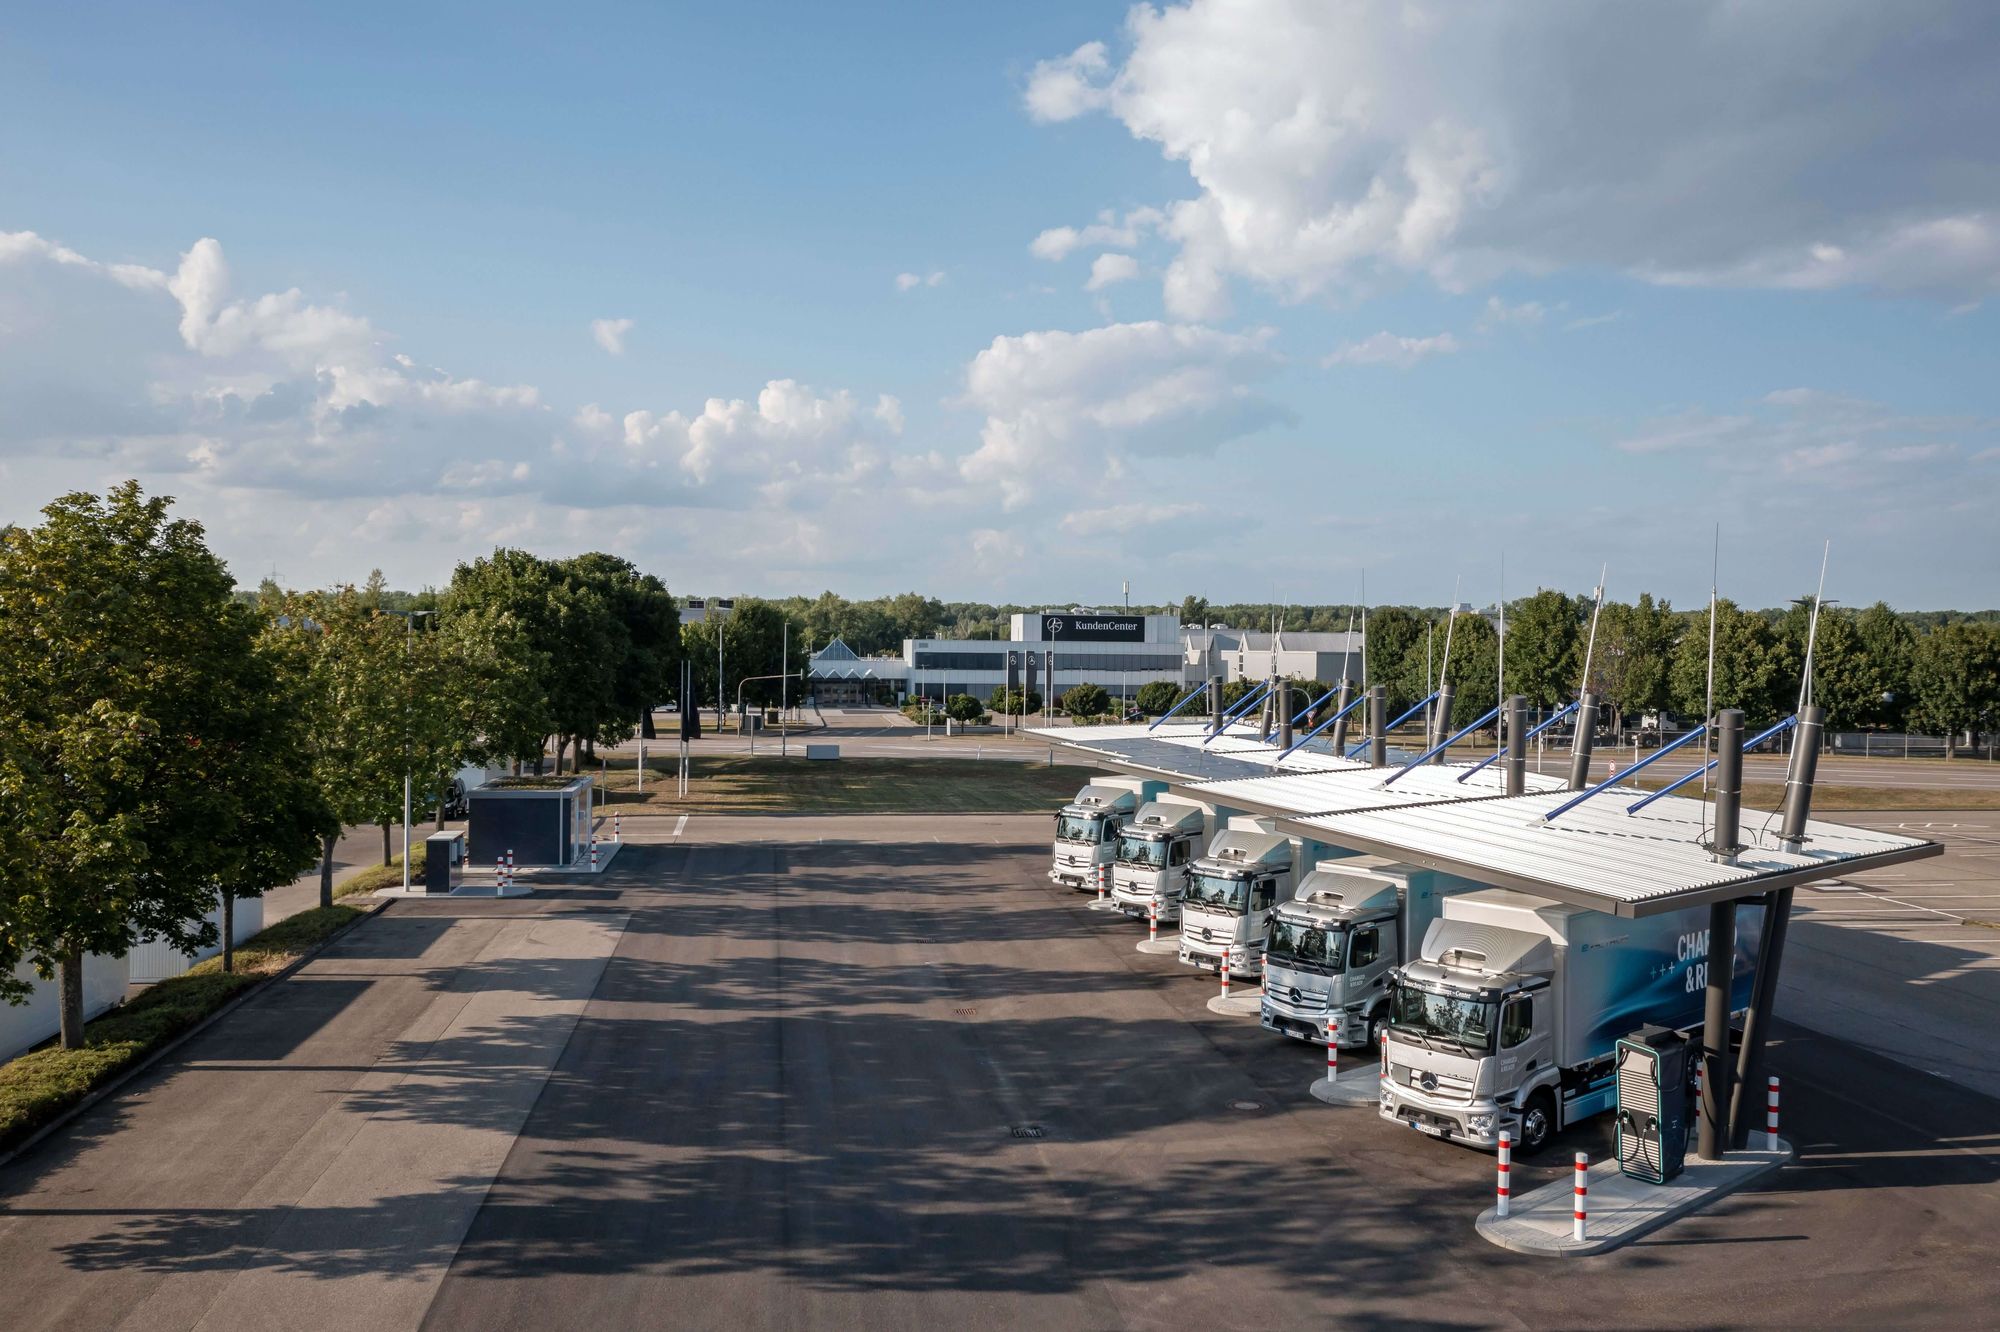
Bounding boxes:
[1188,761,1569,818]
[1299,788,1940,916]
[1031,721,1369,778]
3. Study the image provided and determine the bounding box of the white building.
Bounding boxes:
[807,610,1363,707]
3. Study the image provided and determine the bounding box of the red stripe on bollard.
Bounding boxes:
[1573,1152,1589,1241]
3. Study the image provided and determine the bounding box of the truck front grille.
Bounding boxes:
[1390,1062,1474,1104]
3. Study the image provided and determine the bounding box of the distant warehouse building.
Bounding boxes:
[807,610,1363,708]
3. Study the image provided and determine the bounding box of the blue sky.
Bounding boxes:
[3,1,1996,609]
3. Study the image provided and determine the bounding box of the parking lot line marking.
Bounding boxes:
[673,814,688,837]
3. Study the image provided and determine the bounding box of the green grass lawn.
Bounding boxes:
[0,902,369,1153]
[597,754,1084,813]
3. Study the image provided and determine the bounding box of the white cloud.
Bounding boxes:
[896,271,945,291]
[1029,207,1164,262]
[591,317,635,355]
[957,320,1289,507]
[1028,2,2000,314]
[1611,390,1996,493]
[1023,41,1113,123]
[1323,331,1459,369]
[1085,253,1141,292]
[1060,500,1202,535]
[1478,296,1548,330]
[0,230,915,523]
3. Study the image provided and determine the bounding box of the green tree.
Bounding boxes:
[1773,600,1874,730]
[559,554,681,755]
[1364,607,1425,704]
[264,588,414,893]
[0,484,325,1045]
[1505,590,1586,708]
[1853,601,1917,728]
[1135,680,1181,716]
[991,687,1041,715]
[944,693,985,723]
[1668,599,1799,726]
[1061,682,1110,718]
[1398,613,1500,728]
[1909,623,2000,756]
[1590,595,1679,723]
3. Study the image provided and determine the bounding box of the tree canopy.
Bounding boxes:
[0,484,327,1043]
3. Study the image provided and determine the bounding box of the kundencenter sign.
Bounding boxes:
[1041,614,1145,642]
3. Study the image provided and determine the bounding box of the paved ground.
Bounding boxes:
[5,813,1998,1329]
[1785,813,2000,1100]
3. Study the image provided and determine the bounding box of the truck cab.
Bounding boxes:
[1176,818,1320,976]
[1109,800,1213,922]
[1048,778,1160,889]
[1259,859,1461,1048]
[1379,889,1761,1153]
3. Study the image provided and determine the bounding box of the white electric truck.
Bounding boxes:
[1176,817,1329,977]
[1259,859,1481,1049]
[1379,889,1761,1153]
[1109,799,1220,924]
[1048,777,1164,890]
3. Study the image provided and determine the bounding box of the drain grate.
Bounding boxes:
[1011,1124,1046,1139]
[954,1007,977,1017]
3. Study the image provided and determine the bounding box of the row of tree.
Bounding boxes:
[1,486,692,1049]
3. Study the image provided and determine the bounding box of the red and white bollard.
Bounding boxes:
[590,838,599,871]
[1148,897,1158,943]
[1573,1153,1589,1242]
[1325,1027,1339,1083]
[1096,864,1108,902]
[1379,1029,1389,1085]
[1767,1076,1780,1151]
[1219,952,1232,1000]
[613,810,621,841]
[503,849,515,890]
[1496,1131,1512,1218]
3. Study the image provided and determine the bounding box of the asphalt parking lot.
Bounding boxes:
[3,813,1998,1329]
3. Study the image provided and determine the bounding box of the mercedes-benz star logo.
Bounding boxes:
[1046,616,1065,635]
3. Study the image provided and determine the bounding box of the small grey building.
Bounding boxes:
[467,777,596,869]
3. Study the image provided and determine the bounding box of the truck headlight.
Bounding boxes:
[1466,1113,1494,1134]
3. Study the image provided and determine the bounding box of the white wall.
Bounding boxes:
[128,897,265,985]
[1,952,131,1062]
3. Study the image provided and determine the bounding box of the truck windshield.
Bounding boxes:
[1389,985,1496,1053]
[1055,814,1103,844]
[1117,833,1168,867]
[1185,871,1249,915]
[1266,920,1341,972]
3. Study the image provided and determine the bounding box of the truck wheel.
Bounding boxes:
[1519,1090,1556,1153]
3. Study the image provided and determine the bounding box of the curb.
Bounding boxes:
[1475,1139,1795,1257]
[0,897,393,1173]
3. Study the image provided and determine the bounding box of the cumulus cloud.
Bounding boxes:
[1026,2,2000,314]
[591,317,634,355]
[1085,253,1141,292]
[957,320,1289,507]
[1323,331,1460,369]
[0,230,917,522]
[896,271,945,291]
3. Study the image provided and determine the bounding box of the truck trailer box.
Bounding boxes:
[1421,890,1763,1071]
